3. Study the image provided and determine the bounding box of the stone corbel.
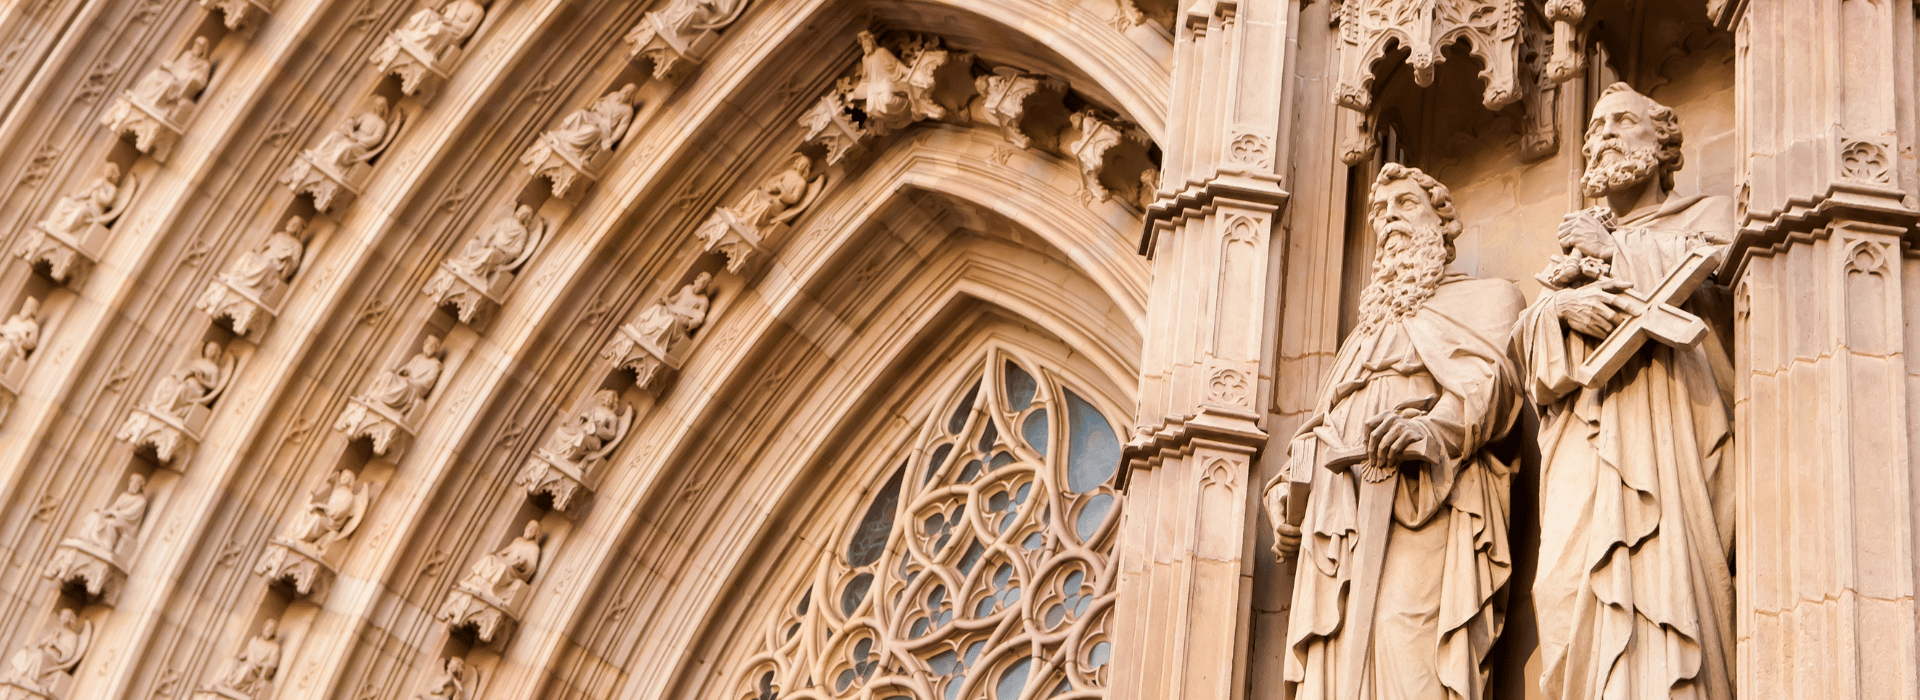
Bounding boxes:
[253,539,335,598]
[0,681,56,700]
[625,12,733,82]
[373,43,466,98]
[200,0,273,30]
[1067,110,1155,204]
[974,69,1070,150]
[43,540,130,605]
[1541,0,1586,83]
[436,580,529,645]
[99,93,194,161]
[14,222,111,286]
[280,155,371,213]
[195,272,288,339]
[692,207,776,275]
[800,92,869,166]
[521,133,608,201]
[423,264,513,324]
[332,397,418,458]
[601,323,691,393]
[115,403,215,466]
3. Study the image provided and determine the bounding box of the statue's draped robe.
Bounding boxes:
[1511,195,1736,700]
[1286,275,1523,700]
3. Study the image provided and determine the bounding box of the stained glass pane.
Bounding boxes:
[847,463,905,567]
[841,573,872,616]
[926,443,953,484]
[1021,409,1048,456]
[1064,389,1120,493]
[996,658,1032,700]
[977,420,998,453]
[1075,494,1114,541]
[1004,360,1037,412]
[948,380,980,434]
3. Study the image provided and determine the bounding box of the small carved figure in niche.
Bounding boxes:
[285,469,369,552]
[215,619,281,698]
[550,389,629,462]
[3,609,90,694]
[734,154,824,230]
[1512,82,1737,700]
[38,164,134,239]
[444,204,541,285]
[0,298,41,372]
[148,342,233,420]
[310,97,396,173]
[631,273,712,353]
[850,30,914,131]
[368,335,445,415]
[128,37,212,113]
[76,475,150,557]
[414,657,471,700]
[226,216,307,294]
[372,0,486,65]
[1261,164,1522,700]
[458,520,542,601]
[541,85,637,164]
[653,0,740,37]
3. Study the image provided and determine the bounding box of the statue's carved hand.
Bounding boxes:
[1555,279,1633,338]
[1364,409,1431,468]
[1262,486,1302,561]
[1558,211,1618,261]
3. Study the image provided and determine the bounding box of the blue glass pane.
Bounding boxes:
[965,641,986,665]
[958,542,984,575]
[989,452,1015,471]
[796,589,810,615]
[959,459,983,483]
[1088,641,1112,668]
[1022,533,1045,550]
[1064,390,1120,493]
[1050,679,1073,697]
[997,658,1032,700]
[1045,604,1065,627]
[841,573,873,615]
[978,420,999,453]
[945,676,966,700]
[1075,494,1114,541]
[1003,361,1037,412]
[836,670,856,692]
[926,443,953,484]
[847,463,905,567]
[1021,409,1048,456]
[949,380,980,434]
[930,651,958,675]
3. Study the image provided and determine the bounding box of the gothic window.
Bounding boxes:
[732,350,1124,700]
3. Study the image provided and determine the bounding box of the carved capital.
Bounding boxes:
[253,540,334,598]
[43,541,129,605]
[692,207,775,274]
[196,274,285,338]
[517,450,594,511]
[115,406,209,466]
[799,92,869,166]
[278,153,366,213]
[13,224,107,285]
[601,324,686,392]
[199,0,272,30]
[1067,110,1155,205]
[332,398,415,457]
[436,582,527,644]
[99,93,189,160]
[975,70,1069,150]
[423,264,509,324]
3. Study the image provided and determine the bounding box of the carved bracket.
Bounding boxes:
[196,273,287,339]
[1068,110,1155,204]
[279,155,368,213]
[332,398,416,457]
[1332,0,1525,163]
[800,92,869,167]
[43,541,129,605]
[115,405,212,466]
[976,70,1070,151]
[373,44,464,97]
[601,323,688,392]
[692,207,776,274]
[99,93,192,161]
[13,223,108,285]
[436,581,528,645]
[517,449,598,511]
[254,539,335,598]
[626,17,720,81]
[520,133,605,201]
[423,264,511,324]
[199,0,273,30]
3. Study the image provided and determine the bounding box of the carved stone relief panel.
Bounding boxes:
[602,273,713,392]
[370,0,490,97]
[115,341,236,466]
[100,36,213,160]
[279,97,403,212]
[423,204,548,324]
[520,84,638,199]
[14,164,138,285]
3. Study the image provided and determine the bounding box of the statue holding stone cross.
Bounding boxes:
[1510,82,1737,700]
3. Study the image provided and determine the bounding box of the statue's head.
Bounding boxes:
[337,469,356,486]
[368,96,390,114]
[19,297,39,318]
[522,520,541,539]
[514,203,535,221]
[857,30,878,52]
[593,388,618,407]
[191,36,209,56]
[692,271,713,293]
[615,83,638,103]
[446,657,466,674]
[203,341,222,359]
[57,609,76,626]
[102,163,121,181]
[1356,164,1460,332]
[1582,82,1684,198]
[128,473,147,493]
[261,619,278,638]
[422,334,444,357]
[787,153,813,176]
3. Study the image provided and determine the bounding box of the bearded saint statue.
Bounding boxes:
[551,389,624,462]
[77,475,150,556]
[444,204,538,284]
[149,342,229,419]
[459,520,542,601]
[128,37,212,113]
[40,164,125,238]
[286,469,368,552]
[1510,82,1736,700]
[1263,164,1521,700]
[631,273,712,353]
[310,97,393,172]
[0,297,41,373]
[369,335,445,414]
[217,619,281,698]
[546,85,637,163]
[226,217,307,294]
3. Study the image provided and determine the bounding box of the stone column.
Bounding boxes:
[1110,0,1289,699]
[1727,2,1920,698]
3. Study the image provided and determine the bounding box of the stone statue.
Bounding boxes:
[1510,82,1736,700]
[216,619,281,697]
[3,609,90,694]
[310,97,395,173]
[371,0,486,66]
[550,389,629,462]
[77,475,150,556]
[540,85,636,164]
[148,341,232,419]
[0,297,41,372]
[631,273,712,354]
[653,0,739,37]
[38,164,133,239]
[735,153,824,229]
[1261,164,1522,700]
[368,335,445,414]
[285,469,369,552]
[226,216,307,294]
[128,37,212,113]
[458,520,542,601]
[415,657,471,700]
[444,204,541,284]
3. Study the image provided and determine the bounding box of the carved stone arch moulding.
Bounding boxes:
[719,346,1127,700]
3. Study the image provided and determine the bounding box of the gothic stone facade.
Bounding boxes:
[0,0,1909,699]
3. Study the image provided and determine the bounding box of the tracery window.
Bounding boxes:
[732,350,1125,700]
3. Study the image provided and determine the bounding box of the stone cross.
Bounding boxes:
[1572,246,1720,387]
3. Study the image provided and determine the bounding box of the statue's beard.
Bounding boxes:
[1355,221,1449,334]
[1581,142,1662,198]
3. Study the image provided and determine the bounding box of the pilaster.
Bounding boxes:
[1111,0,1289,698]
[1728,2,1920,699]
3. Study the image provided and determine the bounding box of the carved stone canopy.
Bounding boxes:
[1331,0,1528,164]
